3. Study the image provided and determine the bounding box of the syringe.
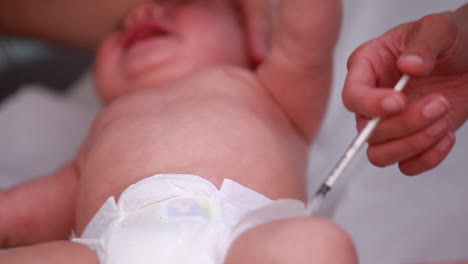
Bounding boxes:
[306,74,411,215]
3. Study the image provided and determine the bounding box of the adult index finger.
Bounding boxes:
[343,56,406,118]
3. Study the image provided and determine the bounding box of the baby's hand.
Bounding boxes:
[343,6,468,175]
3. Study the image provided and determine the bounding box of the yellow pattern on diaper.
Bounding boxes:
[120,197,218,227]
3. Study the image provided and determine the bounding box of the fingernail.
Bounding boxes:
[436,133,454,151]
[423,96,449,119]
[426,118,449,136]
[381,96,404,113]
[401,55,424,65]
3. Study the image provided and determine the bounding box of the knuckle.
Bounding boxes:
[342,88,366,114]
[361,98,380,117]
[418,13,457,38]
[346,49,360,70]
[405,134,432,153]
[346,41,372,69]
[341,92,355,111]
[342,97,355,112]
[380,117,413,137]
[419,13,454,30]
[424,117,450,138]
[356,116,368,132]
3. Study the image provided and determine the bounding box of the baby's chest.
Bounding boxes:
[83,67,301,177]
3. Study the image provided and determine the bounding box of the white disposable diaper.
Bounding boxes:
[72,174,306,264]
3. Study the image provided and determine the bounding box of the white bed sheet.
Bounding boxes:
[1,1,467,263]
[0,75,100,188]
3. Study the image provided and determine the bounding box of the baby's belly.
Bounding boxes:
[75,67,308,234]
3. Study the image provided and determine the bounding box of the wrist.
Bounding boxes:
[451,4,468,28]
[455,3,468,16]
[454,4,468,68]
[0,190,12,247]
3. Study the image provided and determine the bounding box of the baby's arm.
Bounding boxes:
[0,161,79,247]
[257,0,342,141]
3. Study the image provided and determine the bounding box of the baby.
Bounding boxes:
[0,0,356,263]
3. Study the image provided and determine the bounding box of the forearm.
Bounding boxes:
[0,0,98,46]
[455,3,468,16]
[444,3,468,70]
[454,3,468,58]
[273,0,342,67]
[258,0,342,141]
[1,161,79,247]
[259,55,333,141]
[0,0,140,47]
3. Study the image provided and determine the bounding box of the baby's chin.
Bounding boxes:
[95,71,182,104]
[96,57,251,104]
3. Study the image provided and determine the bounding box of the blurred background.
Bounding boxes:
[0,38,92,102]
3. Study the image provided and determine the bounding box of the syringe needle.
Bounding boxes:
[306,74,411,215]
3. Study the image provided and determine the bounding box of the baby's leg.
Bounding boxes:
[225,216,358,264]
[0,240,98,264]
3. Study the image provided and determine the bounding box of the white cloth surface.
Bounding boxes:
[1,1,467,263]
[0,75,100,188]
[72,174,305,264]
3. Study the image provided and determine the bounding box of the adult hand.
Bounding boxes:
[0,0,150,47]
[343,4,468,175]
[0,190,9,248]
[1,0,273,55]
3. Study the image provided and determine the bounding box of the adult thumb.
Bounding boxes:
[398,13,457,77]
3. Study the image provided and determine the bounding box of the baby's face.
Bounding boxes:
[95,0,250,102]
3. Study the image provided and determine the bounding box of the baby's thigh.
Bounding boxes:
[225,216,357,264]
[0,240,98,264]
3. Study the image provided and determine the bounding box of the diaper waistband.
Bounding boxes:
[119,174,273,211]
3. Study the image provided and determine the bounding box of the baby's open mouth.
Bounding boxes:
[123,21,171,50]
